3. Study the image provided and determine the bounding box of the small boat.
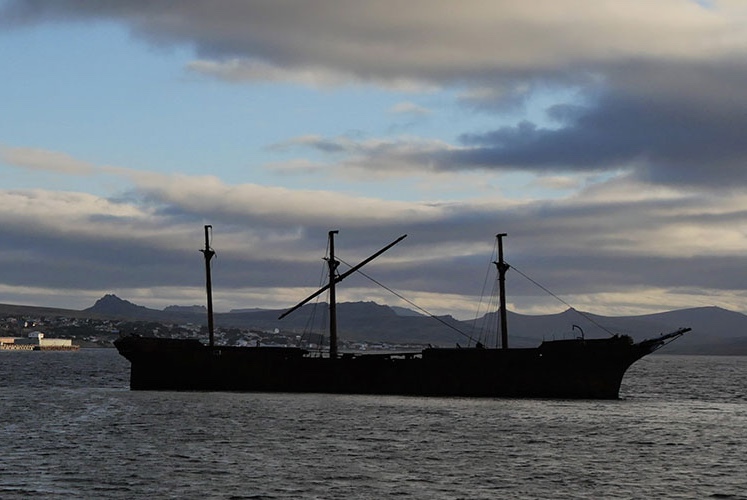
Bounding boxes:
[115,226,688,398]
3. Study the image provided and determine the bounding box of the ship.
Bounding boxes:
[114,226,689,399]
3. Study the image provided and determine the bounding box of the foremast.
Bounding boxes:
[200,225,216,347]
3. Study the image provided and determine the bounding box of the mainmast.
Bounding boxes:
[494,233,509,349]
[200,225,216,348]
[327,230,340,359]
[278,232,407,359]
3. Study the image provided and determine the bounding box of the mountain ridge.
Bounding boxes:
[2,294,746,354]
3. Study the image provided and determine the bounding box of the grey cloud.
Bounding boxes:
[408,59,747,186]
[254,58,747,188]
[6,1,747,190]
[4,1,747,314]
[2,179,746,316]
[2,1,735,86]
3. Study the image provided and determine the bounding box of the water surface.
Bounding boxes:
[1,350,745,499]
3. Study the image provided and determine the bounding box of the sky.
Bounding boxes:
[2,0,747,321]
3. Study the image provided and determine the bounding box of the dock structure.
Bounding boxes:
[0,335,79,351]
[0,338,35,350]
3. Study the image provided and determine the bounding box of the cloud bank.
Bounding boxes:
[2,1,747,320]
[2,151,746,317]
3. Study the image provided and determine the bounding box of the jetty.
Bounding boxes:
[1,334,79,351]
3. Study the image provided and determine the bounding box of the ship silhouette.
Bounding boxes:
[115,226,688,398]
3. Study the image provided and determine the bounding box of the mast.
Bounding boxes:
[327,230,340,359]
[494,233,509,349]
[278,232,408,358]
[200,225,216,348]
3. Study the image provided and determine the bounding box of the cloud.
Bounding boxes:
[188,58,363,88]
[262,158,329,176]
[124,170,444,228]
[270,59,747,187]
[528,175,584,192]
[271,135,458,178]
[4,2,747,317]
[2,156,747,317]
[6,1,747,189]
[2,1,738,85]
[389,102,431,116]
[186,59,432,91]
[269,135,356,155]
[1,146,97,175]
[452,59,747,186]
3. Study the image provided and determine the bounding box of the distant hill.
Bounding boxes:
[85,294,153,316]
[1,295,746,354]
[164,305,207,314]
[228,307,267,314]
[391,306,425,317]
[482,306,747,355]
[82,294,204,323]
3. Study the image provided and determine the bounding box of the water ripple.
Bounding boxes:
[1,351,746,498]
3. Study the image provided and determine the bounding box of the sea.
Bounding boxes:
[0,350,745,500]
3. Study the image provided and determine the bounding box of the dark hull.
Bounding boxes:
[114,334,664,399]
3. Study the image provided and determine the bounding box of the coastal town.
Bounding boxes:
[0,313,300,350]
[0,312,419,352]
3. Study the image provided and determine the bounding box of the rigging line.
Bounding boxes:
[335,257,478,343]
[479,279,501,347]
[297,255,333,349]
[471,237,499,335]
[472,279,498,347]
[508,264,617,337]
[308,260,332,353]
